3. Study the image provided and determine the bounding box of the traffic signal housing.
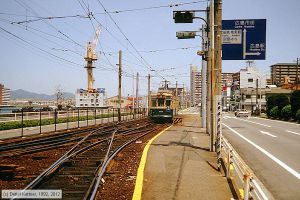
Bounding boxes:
[173,11,194,23]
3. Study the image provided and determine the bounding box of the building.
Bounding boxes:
[270,63,300,86]
[231,65,267,111]
[106,96,132,108]
[221,73,234,110]
[0,84,10,105]
[190,66,201,106]
[75,88,105,108]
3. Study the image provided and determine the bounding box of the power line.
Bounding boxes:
[94,0,208,14]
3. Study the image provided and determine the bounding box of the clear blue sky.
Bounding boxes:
[0,0,299,97]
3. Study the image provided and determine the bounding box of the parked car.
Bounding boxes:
[235,109,250,117]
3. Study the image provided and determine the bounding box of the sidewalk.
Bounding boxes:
[138,114,237,200]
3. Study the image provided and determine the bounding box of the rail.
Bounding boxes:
[220,136,274,200]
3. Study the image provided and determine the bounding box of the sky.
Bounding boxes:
[0,0,299,97]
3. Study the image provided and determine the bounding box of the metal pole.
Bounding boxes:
[132,73,135,119]
[39,109,42,134]
[206,7,212,138]
[118,50,122,122]
[77,109,80,128]
[54,109,57,132]
[94,108,96,125]
[67,110,69,130]
[86,108,88,126]
[136,72,139,116]
[21,108,24,137]
[256,78,259,115]
[148,74,151,116]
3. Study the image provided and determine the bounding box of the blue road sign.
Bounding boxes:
[222,19,266,60]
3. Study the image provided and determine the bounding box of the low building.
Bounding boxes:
[75,88,105,108]
[106,96,132,108]
[0,84,10,105]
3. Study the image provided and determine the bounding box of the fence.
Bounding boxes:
[221,136,273,200]
[0,108,147,140]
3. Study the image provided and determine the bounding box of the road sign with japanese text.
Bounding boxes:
[222,19,266,60]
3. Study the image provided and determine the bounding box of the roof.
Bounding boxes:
[270,63,297,67]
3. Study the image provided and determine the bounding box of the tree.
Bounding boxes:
[281,105,292,120]
[266,94,277,117]
[55,85,64,110]
[269,106,279,119]
[274,94,289,118]
[296,109,300,122]
[290,90,300,118]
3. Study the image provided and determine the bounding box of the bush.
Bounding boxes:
[266,95,277,117]
[290,90,300,118]
[269,106,279,119]
[296,109,300,122]
[281,105,292,120]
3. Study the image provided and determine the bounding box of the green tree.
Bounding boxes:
[274,94,289,118]
[269,106,279,119]
[290,90,300,118]
[296,109,300,122]
[266,94,277,117]
[281,105,292,120]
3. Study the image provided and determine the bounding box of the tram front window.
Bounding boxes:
[157,98,164,107]
[166,99,171,106]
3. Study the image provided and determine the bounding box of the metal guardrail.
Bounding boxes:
[220,136,274,200]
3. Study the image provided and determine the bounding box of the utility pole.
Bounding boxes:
[118,50,122,122]
[206,6,211,139]
[201,24,207,128]
[147,74,151,116]
[132,73,135,118]
[209,0,216,152]
[183,83,186,108]
[215,0,223,170]
[136,72,139,114]
[176,81,178,97]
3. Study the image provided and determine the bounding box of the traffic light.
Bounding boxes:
[173,11,194,23]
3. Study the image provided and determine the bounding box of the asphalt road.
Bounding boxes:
[222,113,300,200]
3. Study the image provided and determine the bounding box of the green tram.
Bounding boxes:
[149,91,179,123]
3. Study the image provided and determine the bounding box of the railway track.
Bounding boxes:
[18,120,164,200]
[0,119,148,158]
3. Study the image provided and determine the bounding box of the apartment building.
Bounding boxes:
[270,63,300,86]
[190,66,201,106]
[0,84,10,105]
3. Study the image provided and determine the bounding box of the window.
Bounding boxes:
[246,95,251,99]
[157,98,164,106]
[166,100,171,106]
[80,99,82,101]
[80,104,83,106]
[248,78,253,82]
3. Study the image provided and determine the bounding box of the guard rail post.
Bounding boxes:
[226,149,232,178]
[244,173,251,200]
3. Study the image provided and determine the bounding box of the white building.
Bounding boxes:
[0,84,10,105]
[240,66,267,89]
[75,88,105,108]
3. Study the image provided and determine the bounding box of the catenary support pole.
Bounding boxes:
[118,50,122,122]
[148,74,151,116]
[136,72,139,115]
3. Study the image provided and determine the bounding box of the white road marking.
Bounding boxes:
[253,117,300,126]
[236,118,271,128]
[286,130,300,136]
[260,131,277,138]
[223,123,300,180]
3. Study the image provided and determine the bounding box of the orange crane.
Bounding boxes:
[84,26,101,92]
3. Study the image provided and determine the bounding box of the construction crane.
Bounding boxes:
[84,26,101,92]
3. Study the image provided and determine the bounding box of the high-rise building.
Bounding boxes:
[190,66,201,106]
[0,84,10,105]
[270,63,300,86]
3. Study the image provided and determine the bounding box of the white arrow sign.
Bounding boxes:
[260,131,277,138]
[243,29,261,59]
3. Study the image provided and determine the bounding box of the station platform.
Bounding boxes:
[133,114,237,200]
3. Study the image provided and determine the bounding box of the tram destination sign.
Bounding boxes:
[222,19,266,60]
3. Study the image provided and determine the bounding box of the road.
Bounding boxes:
[222,113,300,200]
